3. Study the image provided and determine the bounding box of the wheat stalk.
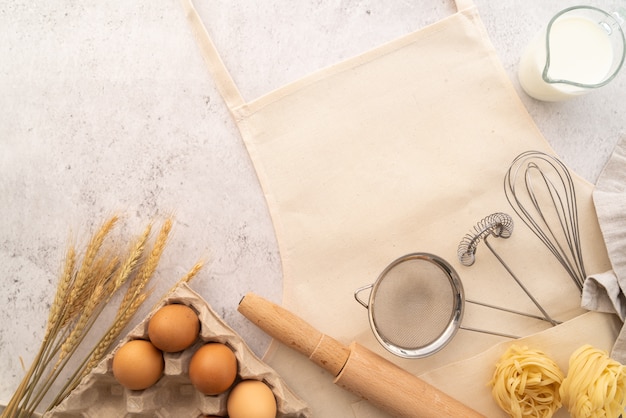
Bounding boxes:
[83,292,149,376]
[58,283,105,365]
[135,218,172,287]
[14,221,120,417]
[1,215,186,418]
[160,259,205,304]
[55,217,118,334]
[56,255,202,404]
[179,260,205,284]
[111,223,152,293]
[115,223,156,313]
[112,218,173,321]
[45,246,76,339]
[77,222,159,381]
[47,217,175,412]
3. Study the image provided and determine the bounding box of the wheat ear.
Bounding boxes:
[82,291,150,379]
[63,217,118,322]
[159,260,205,304]
[111,223,152,293]
[136,218,172,285]
[45,245,76,339]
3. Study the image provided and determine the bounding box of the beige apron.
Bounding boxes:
[181,0,616,415]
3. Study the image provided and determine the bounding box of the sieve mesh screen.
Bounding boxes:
[371,257,455,349]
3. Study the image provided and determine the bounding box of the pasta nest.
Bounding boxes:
[560,344,626,418]
[490,344,564,418]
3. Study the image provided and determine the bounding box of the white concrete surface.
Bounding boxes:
[1,0,624,411]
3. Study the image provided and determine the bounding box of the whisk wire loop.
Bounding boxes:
[504,151,586,291]
[525,162,583,285]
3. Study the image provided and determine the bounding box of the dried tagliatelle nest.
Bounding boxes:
[560,344,626,418]
[490,344,564,418]
[44,282,311,418]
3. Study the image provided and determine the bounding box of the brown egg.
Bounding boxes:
[148,303,200,352]
[112,339,164,390]
[227,380,277,418]
[189,343,238,395]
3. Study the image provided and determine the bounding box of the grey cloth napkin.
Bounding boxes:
[582,136,626,362]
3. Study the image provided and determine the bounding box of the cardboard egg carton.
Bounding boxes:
[44,283,311,418]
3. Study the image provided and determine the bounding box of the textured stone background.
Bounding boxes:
[1,0,624,411]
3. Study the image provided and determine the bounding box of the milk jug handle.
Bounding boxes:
[601,8,626,34]
[613,8,625,25]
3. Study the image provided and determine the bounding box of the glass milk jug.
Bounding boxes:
[518,6,625,101]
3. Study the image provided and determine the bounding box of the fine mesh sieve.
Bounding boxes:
[354,252,553,359]
[354,253,464,359]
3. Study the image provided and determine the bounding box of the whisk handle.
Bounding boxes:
[238,292,486,418]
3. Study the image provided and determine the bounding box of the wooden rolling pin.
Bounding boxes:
[238,292,485,418]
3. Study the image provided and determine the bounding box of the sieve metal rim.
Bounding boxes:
[355,252,465,359]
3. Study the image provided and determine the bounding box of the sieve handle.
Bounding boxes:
[238,292,486,418]
[353,284,373,308]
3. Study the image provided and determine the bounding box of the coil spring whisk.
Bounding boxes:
[458,212,559,326]
[458,212,513,267]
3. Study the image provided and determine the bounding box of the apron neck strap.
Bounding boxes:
[181,0,246,111]
[181,0,476,111]
[455,0,475,11]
